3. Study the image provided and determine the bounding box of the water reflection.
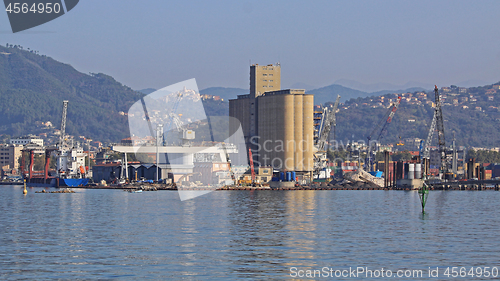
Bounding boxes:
[1,187,500,280]
[227,191,288,278]
[283,191,318,269]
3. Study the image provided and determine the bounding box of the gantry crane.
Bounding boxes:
[366,96,402,172]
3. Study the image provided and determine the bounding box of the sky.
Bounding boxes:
[1,0,500,91]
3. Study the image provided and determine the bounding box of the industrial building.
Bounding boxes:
[229,64,314,177]
[92,163,173,183]
[0,144,23,172]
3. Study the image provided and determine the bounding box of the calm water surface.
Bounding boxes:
[1,186,499,280]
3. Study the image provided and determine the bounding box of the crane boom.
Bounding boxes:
[316,95,340,151]
[422,111,436,159]
[59,100,69,149]
[164,90,184,142]
[331,95,341,142]
[366,96,401,172]
[367,96,402,144]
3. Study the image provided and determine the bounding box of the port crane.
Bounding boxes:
[433,85,449,176]
[313,95,340,178]
[162,91,182,144]
[315,95,341,151]
[161,88,195,145]
[248,148,257,185]
[366,96,402,171]
[220,143,236,185]
[58,100,69,149]
[168,113,195,145]
[421,111,436,161]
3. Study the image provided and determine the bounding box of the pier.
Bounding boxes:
[429,179,500,190]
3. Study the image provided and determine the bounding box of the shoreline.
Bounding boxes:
[7,182,498,191]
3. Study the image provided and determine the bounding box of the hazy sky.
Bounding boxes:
[1,0,500,91]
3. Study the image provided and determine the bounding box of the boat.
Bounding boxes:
[26,100,90,188]
[128,189,142,193]
[55,145,89,187]
[58,178,89,187]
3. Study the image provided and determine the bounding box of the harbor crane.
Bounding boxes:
[433,85,449,176]
[168,113,195,146]
[59,100,69,149]
[421,111,436,161]
[162,88,195,146]
[313,95,341,178]
[248,148,257,185]
[366,96,402,172]
[421,86,451,179]
[315,95,341,152]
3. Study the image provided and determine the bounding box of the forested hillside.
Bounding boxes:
[0,44,144,142]
[334,86,500,148]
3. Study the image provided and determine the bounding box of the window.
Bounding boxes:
[269,74,273,76]
[263,74,267,76]
[270,80,273,82]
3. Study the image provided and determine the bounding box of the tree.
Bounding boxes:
[327,149,349,162]
[392,150,412,161]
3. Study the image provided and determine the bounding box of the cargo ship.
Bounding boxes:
[54,146,89,187]
[24,145,89,187]
[25,100,89,187]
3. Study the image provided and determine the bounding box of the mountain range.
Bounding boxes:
[2,44,499,147]
[143,83,426,105]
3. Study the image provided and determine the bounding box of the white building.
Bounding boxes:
[10,136,44,147]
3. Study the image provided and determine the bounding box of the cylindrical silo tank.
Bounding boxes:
[408,163,415,179]
[415,164,422,179]
[294,93,303,171]
[283,94,295,171]
[302,94,314,171]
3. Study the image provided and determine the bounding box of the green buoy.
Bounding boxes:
[418,180,429,213]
